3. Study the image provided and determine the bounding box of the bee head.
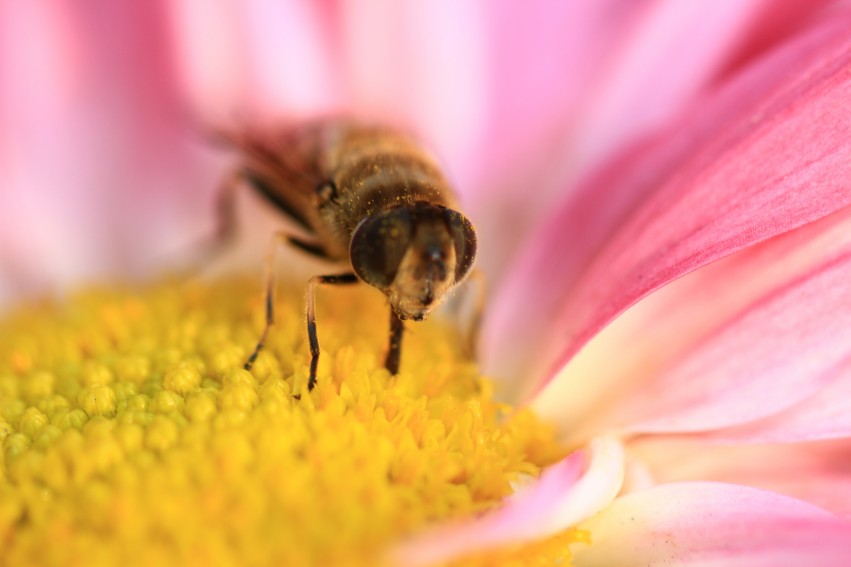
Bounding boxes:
[349,202,477,320]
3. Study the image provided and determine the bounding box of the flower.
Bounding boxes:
[3,2,851,566]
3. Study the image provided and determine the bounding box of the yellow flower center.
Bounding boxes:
[0,277,579,566]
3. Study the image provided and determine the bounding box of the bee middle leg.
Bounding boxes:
[306,273,359,390]
[244,230,330,371]
[460,269,488,360]
[168,169,242,274]
[191,168,321,272]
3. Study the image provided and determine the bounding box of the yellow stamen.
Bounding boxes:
[0,277,581,565]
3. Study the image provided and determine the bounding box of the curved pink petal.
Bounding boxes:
[616,244,851,434]
[390,437,624,567]
[573,482,851,567]
[485,9,851,402]
[704,356,851,443]
[563,0,828,179]
[630,439,851,517]
[471,0,834,279]
[474,0,842,290]
[534,205,851,440]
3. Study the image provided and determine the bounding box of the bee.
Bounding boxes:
[211,120,478,391]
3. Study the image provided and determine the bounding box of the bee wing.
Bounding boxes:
[211,127,325,233]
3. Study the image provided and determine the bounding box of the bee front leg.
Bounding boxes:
[385,310,404,375]
[305,273,359,391]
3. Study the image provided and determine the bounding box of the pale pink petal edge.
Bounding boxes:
[389,436,625,567]
[573,482,851,567]
[630,439,851,517]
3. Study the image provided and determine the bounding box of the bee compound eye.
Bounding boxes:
[443,209,477,282]
[350,208,414,288]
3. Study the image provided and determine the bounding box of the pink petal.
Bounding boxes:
[470,0,833,279]
[564,0,825,178]
[485,9,851,402]
[534,206,851,440]
[390,436,624,567]
[704,356,851,443]
[573,482,851,567]
[630,439,851,517]
[616,239,851,434]
[463,0,646,272]
[0,4,217,299]
[168,2,346,123]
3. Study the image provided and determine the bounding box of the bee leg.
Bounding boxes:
[460,269,488,360]
[158,170,241,276]
[213,169,241,244]
[384,310,404,375]
[187,168,324,273]
[183,168,242,270]
[244,231,329,371]
[305,273,359,391]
